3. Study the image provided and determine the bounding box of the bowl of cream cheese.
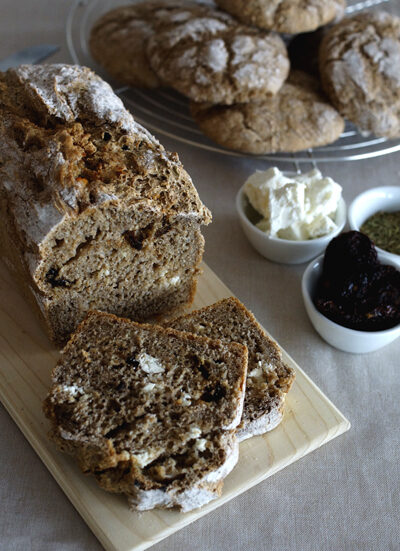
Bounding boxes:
[236,167,346,264]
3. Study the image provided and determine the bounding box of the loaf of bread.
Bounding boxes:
[168,297,295,440]
[0,64,211,345]
[43,311,248,512]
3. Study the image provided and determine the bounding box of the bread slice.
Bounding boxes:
[168,297,295,441]
[43,311,248,512]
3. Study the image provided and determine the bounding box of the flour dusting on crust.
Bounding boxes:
[320,11,400,138]
[147,6,289,104]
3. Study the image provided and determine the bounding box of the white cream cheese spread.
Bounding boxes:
[244,167,342,240]
[137,352,165,374]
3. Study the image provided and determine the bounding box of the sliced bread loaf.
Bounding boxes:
[0,64,211,345]
[168,297,295,441]
[43,311,248,512]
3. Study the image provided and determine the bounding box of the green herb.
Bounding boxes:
[360,210,400,255]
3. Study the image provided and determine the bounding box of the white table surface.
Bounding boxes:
[1,2,399,550]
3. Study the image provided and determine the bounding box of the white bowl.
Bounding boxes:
[302,251,400,354]
[348,186,400,263]
[236,185,346,264]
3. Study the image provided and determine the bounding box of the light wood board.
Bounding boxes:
[0,261,350,551]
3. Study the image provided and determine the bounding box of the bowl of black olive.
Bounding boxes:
[302,231,400,353]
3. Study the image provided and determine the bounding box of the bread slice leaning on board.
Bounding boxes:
[43,311,248,512]
[168,297,295,440]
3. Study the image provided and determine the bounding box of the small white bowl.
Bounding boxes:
[302,251,400,354]
[236,185,346,264]
[348,186,400,263]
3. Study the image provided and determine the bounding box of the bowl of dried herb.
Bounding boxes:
[348,186,400,263]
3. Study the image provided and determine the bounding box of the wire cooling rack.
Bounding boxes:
[66,0,400,163]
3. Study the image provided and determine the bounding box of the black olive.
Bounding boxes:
[126,356,139,368]
[201,383,226,403]
[45,267,71,288]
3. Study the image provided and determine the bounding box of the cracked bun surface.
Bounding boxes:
[319,11,400,138]
[146,5,289,104]
[215,0,346,34]
[89,0,209,88]
[190,71,344,154]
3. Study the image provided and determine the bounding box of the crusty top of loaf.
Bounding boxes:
[0,64,211,249]
[7,64,145,130]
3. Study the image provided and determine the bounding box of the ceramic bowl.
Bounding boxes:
[348,186,400,263]
[236,185,346,264]
[302,251,400,354]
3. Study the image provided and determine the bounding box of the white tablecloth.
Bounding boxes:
[0,2,399,549]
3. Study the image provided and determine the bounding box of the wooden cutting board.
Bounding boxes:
[0,261,350,551]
